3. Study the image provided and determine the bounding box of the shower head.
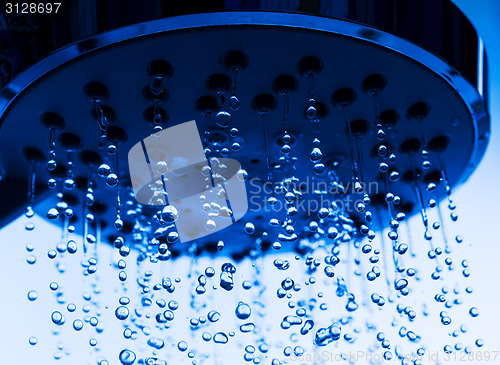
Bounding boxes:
[0,0,489,259]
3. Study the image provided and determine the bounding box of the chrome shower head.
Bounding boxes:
[0,1,489,260]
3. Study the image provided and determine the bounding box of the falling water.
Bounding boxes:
[15,72,485,365]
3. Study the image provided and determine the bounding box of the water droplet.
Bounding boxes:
[27,290,38,301]
[216,111,231,127]
[235,302,251,320]
[161,205,178,223]
[441,316,452,325]
[281,277,294,290]
[123,328,133,339]
[244,222,255,234]
[315,323,341,346]
[64,178,75,190]
[208,310,220,323]
[300,320,314,335]
[115,306,129,320]
[47,249,57,259]
[107,144,117,155]
[206,219,216,231]
[119,349,136,365]
[51,311,63,324]
[313,163,325,174]
[114,218,123,231]
[378,145,387,156]
[240,323,255,333]
[306,106,317,119]
[231,142,241,151]
[217,240,224,251]
[48,178,57,189]
[310,148,323,163]
[177,341,188,352]
[378,162,389,172]
[220,272,233,291]
[281,144,291,154]
[46,208,59,220]
[47,159,57,171]
[237,169,248,181]
[85,193,94,206]
[106,173,118,187]
[97,164,111,177]
[213,332,229,344]
[426,182,437,192]
[395,279,408,291]
[469,307,479,317]
[389,171,400,182]
[229,96,239,110]
[73,319,83,331]
[155,161,168,175]
[324,266,335,278]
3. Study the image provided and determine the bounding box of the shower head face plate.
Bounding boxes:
[0,13,489,258]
